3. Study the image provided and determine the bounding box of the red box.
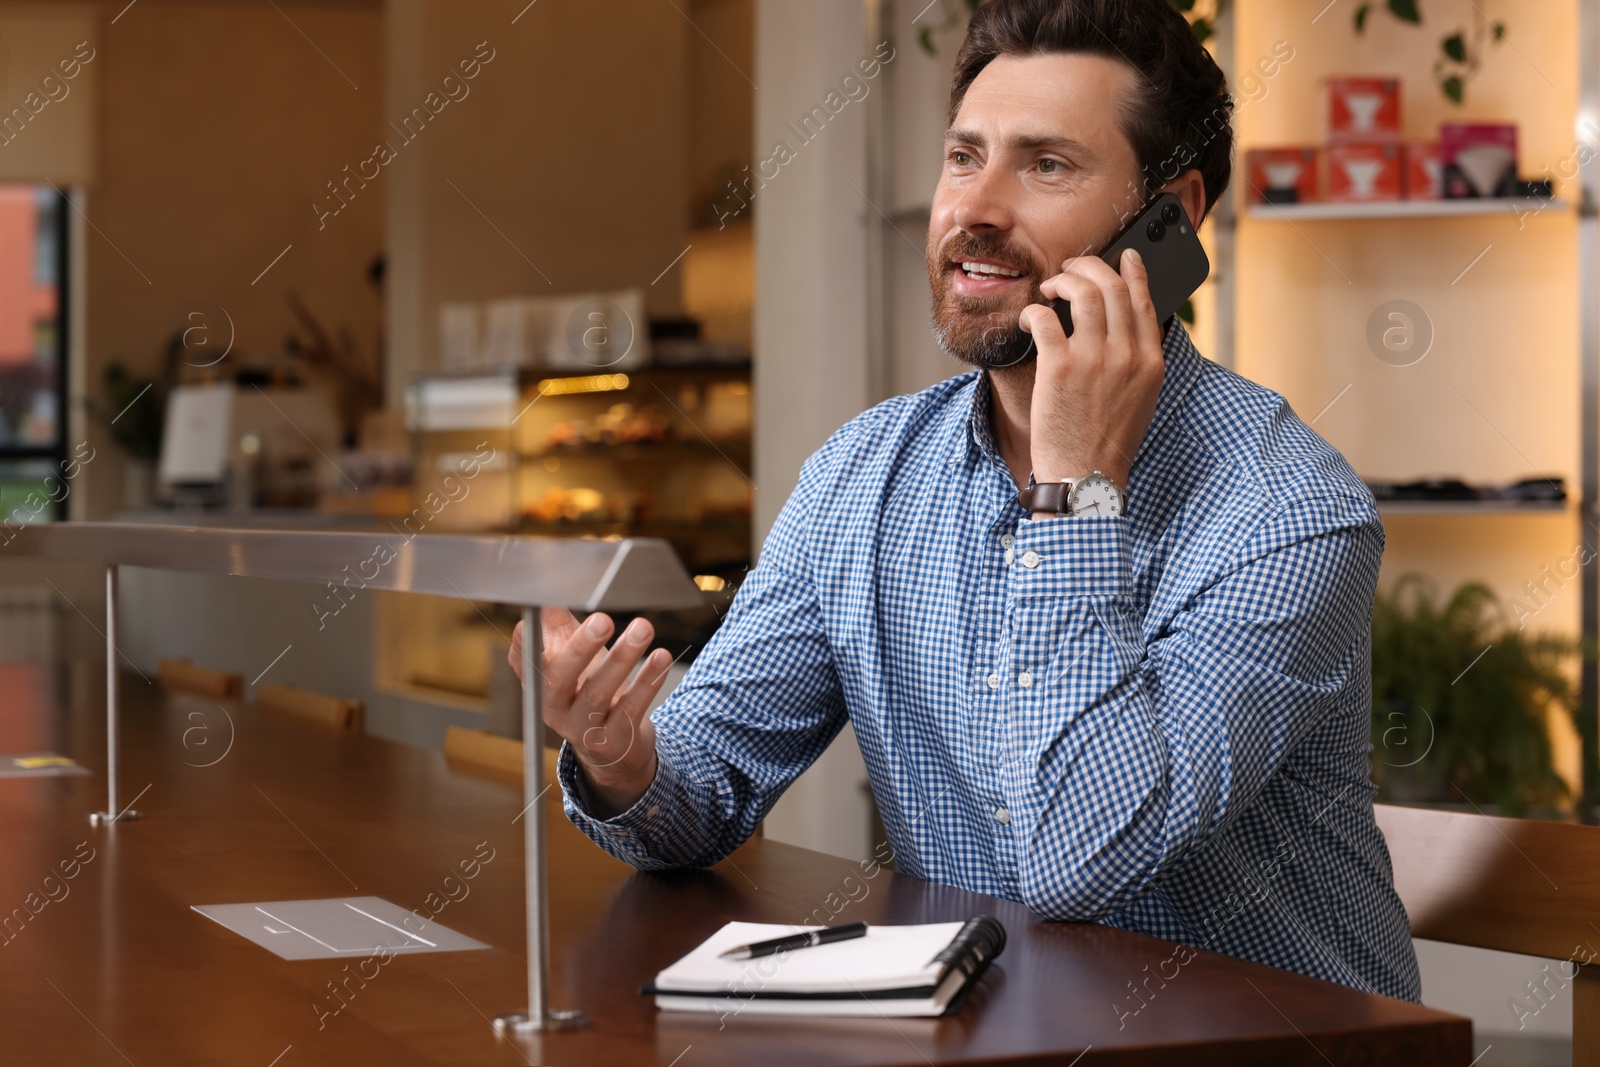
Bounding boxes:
[1328,76,1401,143]
[1439,122,1518,197]
[1403,142,1440,199]
[1326,142,1403,202]
[1245,147,1319,204]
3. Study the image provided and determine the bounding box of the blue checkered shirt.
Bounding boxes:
[559,321,1421,1002]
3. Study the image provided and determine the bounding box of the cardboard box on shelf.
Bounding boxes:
[1326,142,1403,202]
[447,288,653,372]
[540,288,651,371]
[480,298,539,368]
[1440,122,1518,198]
[1328,76,1401,143]
[439,304,481,370]
[1244,147,1319,204]
[1403,142,1440,199]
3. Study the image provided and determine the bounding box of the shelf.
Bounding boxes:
[902,198,1571,225]
[515,517,750,536]
[1376,499,1570,516]
[523,440,750,463]
[594,361,751,377]
[1245,198,1571,222]
[525,361,751,381]
[414,362,750,386]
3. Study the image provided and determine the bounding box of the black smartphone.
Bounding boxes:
[1052,191,1210,338]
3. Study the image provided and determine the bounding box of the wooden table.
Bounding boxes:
[0,663,1470,1065]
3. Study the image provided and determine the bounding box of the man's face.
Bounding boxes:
[928,52,1145,368]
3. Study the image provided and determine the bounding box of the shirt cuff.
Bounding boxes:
[1011,513,1131,599]
[557,739,678,859]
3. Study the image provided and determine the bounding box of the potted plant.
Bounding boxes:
[1370,573,1593,818]
[97,358,171,510]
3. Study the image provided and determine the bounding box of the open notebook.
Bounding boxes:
[641,916,1006,1018]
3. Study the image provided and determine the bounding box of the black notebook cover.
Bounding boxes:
[641,914,1007,1003]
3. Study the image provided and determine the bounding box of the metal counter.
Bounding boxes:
[5,521,703,1034]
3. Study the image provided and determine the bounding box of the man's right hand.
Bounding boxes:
[508,607,673,817]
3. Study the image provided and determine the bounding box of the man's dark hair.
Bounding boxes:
[949,0,1234,219]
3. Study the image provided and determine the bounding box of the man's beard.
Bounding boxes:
[927,232,1049,370]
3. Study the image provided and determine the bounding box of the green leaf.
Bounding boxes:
[963,0,984,11]
[1492,21,1506,41]
[1441,74,1464,104]
[917,25,935,55]
[1443,32,1466,62]
[1189,16,1213,43]
[1354,2,1371,33]
[1387,0,1421,24]
[1176,298,1195,325]
[1369,572,1584,816]
[1168,0,1197,11]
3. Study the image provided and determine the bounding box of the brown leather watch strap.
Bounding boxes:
[1016,480,1073,514]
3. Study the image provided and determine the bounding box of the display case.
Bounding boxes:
[407,362,752,567]
[378,363,751,708]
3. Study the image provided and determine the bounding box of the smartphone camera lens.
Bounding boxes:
[1160,202,1182,225]
[1146,219,1166,241]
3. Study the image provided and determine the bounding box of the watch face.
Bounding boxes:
[1068,474,1124,517]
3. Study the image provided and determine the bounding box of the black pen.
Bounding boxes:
[717,921,868,961]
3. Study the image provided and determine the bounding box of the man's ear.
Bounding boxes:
[1161,169,1209,229]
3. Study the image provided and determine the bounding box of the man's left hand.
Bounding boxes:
[1018,247,1166,492]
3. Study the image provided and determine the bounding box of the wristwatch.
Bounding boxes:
[1016,471,1126,518]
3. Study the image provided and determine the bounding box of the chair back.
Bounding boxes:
[443,725,558,781]
[1375,802,1600,1059]
[157,657,242,700]
[256,681,363,732]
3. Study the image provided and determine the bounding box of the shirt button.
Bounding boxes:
[1000,533,1015,549]
[994,806,1012,825]
[646,805,661,819]
[985,673,1001,690]
[1021,550,1041,569]
[1004,549,1014,565]
[1018,671,1033,688]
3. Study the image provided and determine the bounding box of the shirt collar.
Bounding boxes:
[965,366,1003,466]
[963,317,1207,477]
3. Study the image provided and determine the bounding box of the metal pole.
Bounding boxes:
[90,565,138,825]
[1211,1,1237,371]
[494,606,586,1034]
[1578,0,1600,822]
[862,0,890,406]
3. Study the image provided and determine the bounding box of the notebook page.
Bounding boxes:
[655,921,965,995]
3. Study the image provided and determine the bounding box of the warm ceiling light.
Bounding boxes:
[693,575,727,591]
[535,373,630,396]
